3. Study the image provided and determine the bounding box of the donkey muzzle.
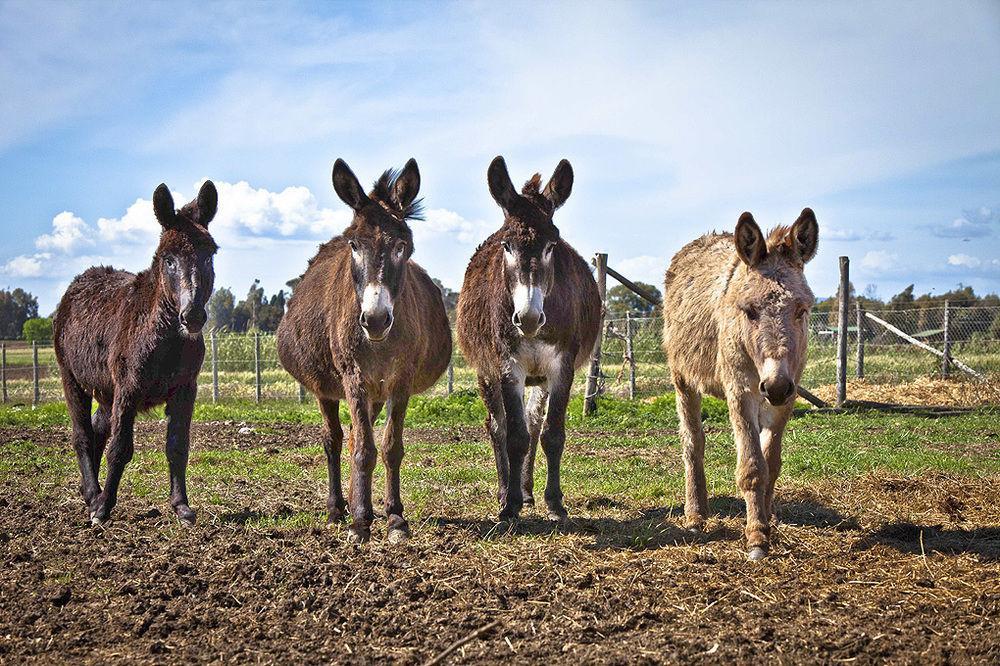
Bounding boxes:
[512,310,546,337]
[360,310,394,342]
[760,377,795,406]
[180,307,207,335]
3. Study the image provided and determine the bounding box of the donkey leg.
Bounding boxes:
[165,383,197,524]
[91,403,111,481]
[370,401,384,427]
[90,397,136,524]
[344,380,376,543]
[540,358,573,522]
[759,402,793,522]
[728,392,770,560]
[521,385,548,507]
[478,377,510,513]
[675,377,708,530]
[318,398,346,523]
[63,375,100,506]
[381,393,410,543]
[499,376,529,521]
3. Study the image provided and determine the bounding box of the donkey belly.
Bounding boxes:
[510,339,562,388]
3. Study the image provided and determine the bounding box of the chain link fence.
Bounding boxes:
[2,305,998,405]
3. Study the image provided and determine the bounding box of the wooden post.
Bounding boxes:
[626,312,636,400]
[211,330,219,403]
[32,341,40,405]
[298,382,306,404]
[836,256,849,408]
[941,300,951,379]
[1,342,7,404]
[254,331,262,404]
[855,301,864,379]
[584,253,608,416]
[447,360,454,395]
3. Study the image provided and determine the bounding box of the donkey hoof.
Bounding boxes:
[747,546,768,562]
[547,507,569,523]
[498,508,520,523]
[387,528,410,545]
[89,512,108,527]
[173,505,197,525]
[522,494,536,507]
[346,526,370,544]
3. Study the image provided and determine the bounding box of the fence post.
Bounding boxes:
[299,382,306,404]
[836,256,849,408]
[211,330,219,403]
[447,360,454,395]
[584,252,608,416]
[32,341,40,406]
[942,300,951,379]
[254,331,262,404]
[1,342,7,403]
[855,301,864,379]
[626,312,636,400]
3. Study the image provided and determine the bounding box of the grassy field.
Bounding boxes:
[1,395,997,661]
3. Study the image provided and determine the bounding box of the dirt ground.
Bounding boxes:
[1,422,998,664]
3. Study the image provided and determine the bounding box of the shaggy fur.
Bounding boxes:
[277,158,451,543]
[662,208,818,558]
[456,157,600,521]
[54,181,219,525]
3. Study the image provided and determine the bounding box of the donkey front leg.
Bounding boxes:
[381,393,410,543]
[90,397,136,524]
[728,391,770,560]
[62,375,100,507]
[539,356,573,522]
[344,379,377,543]
[674,376,708,530]
[521,385,548,506]
[165,383,197,524]
[499,377,529,521]
[318,398,346,522]
[478,377,511,513]
[759,401,793,521]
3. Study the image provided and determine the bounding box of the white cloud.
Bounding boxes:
[2,253,50,278]
[35,212,95,254]
[415,208,492,245]
[614,255,668,287]
[860,250,898,273]
[822,227,895,242]
[947,253,981,268]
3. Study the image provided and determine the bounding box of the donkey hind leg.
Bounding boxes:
[318,399,347,523]
[370,401,384,427]
[728,392,770,561]
[381,394,410,544]
[91,403,111,481]
[675,378,708,530]
[521,385,548,507]
[63,375,100,507]
[540,357,573,522]
[499,377,529,521]
[759,401,792,522]
[478,377,510,514]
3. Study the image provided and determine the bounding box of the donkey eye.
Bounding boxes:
[743,306,759,321]
[165,256,176,269]
[501,241,512,254]
[348,240,358,252]
[543,242,556,259]
[393,241,408,261]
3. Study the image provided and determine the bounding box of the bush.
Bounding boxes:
[22,317,52,343]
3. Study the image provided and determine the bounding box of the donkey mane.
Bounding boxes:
[371,168,424,222]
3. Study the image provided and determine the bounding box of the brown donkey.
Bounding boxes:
[662,209,818,560]
[277,158,451,543]
[54,181,219,525]
[456,157,600,522]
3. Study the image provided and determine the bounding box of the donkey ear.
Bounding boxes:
[791,207,819,264]
[195,180,218,227]
[543,159,574,210]
[393,158,421,210]
[332,159,369,211]
[153,183,178,229]
[487,156,519,212]
[735,212,767,267]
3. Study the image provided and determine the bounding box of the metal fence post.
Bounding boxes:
[855,301,864,379]
[942,300,951,379]
[1,342,7,403]
[254,331,262,404]
[836,256,849,408]
[447,360,454,396]
[211,330,219,403]
[584,252,608,416]
[32,341,40,405]
[626,312,636,400]
[299,382,306,403]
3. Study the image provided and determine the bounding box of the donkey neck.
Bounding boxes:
[133,262,183,339]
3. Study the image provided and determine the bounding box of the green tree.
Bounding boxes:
[22,317,53,342]
[207,287,236,332]
[0,288,39,339]
[432,278,459,322]
[606,282,661,318]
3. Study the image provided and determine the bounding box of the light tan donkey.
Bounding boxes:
[662,209,818,560]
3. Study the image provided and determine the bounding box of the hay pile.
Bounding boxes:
[813,376,1000,408]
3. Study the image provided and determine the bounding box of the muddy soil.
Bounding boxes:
[1,423,997,664]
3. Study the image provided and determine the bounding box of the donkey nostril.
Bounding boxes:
[538,312,546,328]
[512,312,521,326]
[359,312,368,327]
[759,381,767,394]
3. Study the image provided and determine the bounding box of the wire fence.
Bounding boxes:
[2,305,998,406]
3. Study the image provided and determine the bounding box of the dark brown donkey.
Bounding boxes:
[54,181,219,525]
[277,158,451,543]
[456,157,600,522]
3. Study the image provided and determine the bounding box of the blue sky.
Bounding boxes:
[2,0,999,313]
